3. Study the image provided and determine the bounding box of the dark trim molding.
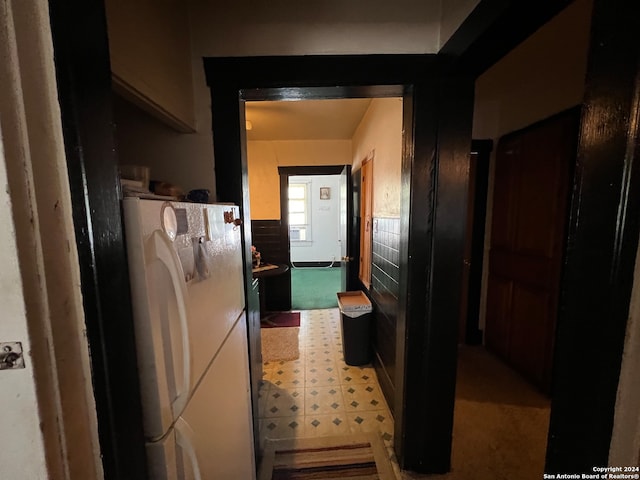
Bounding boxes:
[204,54,472,473]
[546,0,640,471]
[440,0,577,75]
[277,165,346,176]
[48,0,148,478]
[289,262,341,268]
[465,139,493,344]
[394,73,475,473]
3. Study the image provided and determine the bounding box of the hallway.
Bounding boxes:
[258,309,551,479]
[258,308,399,476]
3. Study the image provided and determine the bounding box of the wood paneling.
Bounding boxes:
[485,274,513,360]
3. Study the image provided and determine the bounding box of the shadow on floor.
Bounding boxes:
[403,346,551,480]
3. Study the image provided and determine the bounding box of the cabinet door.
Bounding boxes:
[485,109,578,392]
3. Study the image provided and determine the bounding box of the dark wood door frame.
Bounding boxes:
[447,0,640,472]
[462,139,493,345]
[48,0,148,478]
[204,56,473,473]
[545,1,640,471]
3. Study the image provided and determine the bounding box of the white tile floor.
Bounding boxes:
[258,308,400,478]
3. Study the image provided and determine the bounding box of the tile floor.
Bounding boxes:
[258,308,400,478]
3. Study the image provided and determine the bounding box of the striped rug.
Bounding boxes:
[259,433,396,479]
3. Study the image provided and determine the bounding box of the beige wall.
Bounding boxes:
[439,0,480,47]
[609,232,640,465]
[247,140,352,219]
[474,0,593,332]
[352,98,403,218]
[188,0,442,57]
[105,0,195,131]
[247,98,403,221]
[0,0,101,477]
[114,95,216,196]
[182,1,448,204]
[473,0,592,140]
[110,1,465,207]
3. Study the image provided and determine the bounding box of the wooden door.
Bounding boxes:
[485,108,578,392]
[359,156,373,289]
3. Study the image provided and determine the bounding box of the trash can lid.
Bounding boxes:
[337,291,372,315]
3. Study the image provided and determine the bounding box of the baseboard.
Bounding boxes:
[290,261,340,268]
[372,350,395,416]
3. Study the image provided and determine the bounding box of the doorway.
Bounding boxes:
[204,56,473,472]
[284,171,345,310]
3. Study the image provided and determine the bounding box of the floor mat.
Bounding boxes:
[261,327,300,362]
[290,267,341,310]
[258,433,396,480]
[261,311,301,328]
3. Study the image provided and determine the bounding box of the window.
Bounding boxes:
[289,182,311,241]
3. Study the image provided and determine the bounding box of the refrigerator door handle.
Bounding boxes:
[175,417,202,480]
[148,230,192,418]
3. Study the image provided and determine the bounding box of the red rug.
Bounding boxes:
[261,311,301,328]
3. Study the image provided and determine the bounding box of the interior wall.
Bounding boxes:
[439,0,481,47]
[0,0,101,477]
[0,98,50,480]
[247,140,352,220]
[473,0,593,140]
[188,0,441,57]
[104,0,195,131]
[289,175,342,263]
[609,231,640,465]
[472,0,593,332]
[182,1,447,208]
[113,94,216,196]
[352,98,403,217]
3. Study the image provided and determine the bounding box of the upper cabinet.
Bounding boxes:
[105,0,196,132]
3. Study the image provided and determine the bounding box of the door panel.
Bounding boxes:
[490,138,519,250]
[509,285,552,383]
[514,127,566,257]
[485,108,578,392]
[485,274,512,359]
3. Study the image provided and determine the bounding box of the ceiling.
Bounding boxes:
[244,98,373,141]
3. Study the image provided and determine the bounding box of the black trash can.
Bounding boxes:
[337,291,373,366]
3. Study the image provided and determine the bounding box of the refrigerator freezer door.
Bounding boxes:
[124,202,191,439]
[147,230,191,420]
[146,313,256,479]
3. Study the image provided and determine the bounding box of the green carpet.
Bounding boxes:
[291,267,342,310]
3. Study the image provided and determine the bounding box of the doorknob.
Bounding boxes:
[341,256,353,262]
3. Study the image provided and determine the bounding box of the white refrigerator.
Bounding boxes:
[123,197,256,479]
